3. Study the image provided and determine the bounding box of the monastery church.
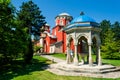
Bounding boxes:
[38,12,101,59]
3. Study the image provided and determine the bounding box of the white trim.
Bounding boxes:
[44,31,56,38]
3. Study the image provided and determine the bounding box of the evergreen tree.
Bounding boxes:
[17,1,46,63]
[100,20,111,45]
[0,0,13,63]
[112,21,120,55]
[0,0,28,64]
[101,28,120,59]
[112,21,120,40]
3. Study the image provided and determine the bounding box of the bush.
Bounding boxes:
[34,46,42,52]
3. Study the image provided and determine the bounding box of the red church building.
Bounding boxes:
[40,13,73,54]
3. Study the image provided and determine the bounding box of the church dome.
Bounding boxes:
[64,12,99,30]
[59,12,70,16]
[71,12,96,23]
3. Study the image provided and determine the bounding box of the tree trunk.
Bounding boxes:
[24,26,33,64]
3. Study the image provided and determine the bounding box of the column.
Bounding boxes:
[98,45,102,66]
[40,38,44,46]
[88,43,93,66]
[40,38,44,53]
[66,45,71,64]
[73,44,79,65]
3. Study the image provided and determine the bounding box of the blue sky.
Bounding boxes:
[12,0,120,28]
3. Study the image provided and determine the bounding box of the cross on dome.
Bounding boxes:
[80,11,85,15]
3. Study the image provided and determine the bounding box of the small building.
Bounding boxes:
[65,12,101,66]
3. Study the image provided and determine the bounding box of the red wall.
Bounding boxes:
[44,33,57,53]
[44,35,50,53]
[52,26,63,42]
[51,25,67,53]
[70,38,74,52]
[77,41,82,53]
[63,31,66,53]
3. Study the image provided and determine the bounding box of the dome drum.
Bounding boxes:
[55,12,73,21]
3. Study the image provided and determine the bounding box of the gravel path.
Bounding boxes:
[41,55,120,79]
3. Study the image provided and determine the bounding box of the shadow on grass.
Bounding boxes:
[0,56,50,80]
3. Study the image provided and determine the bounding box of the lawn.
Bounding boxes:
[51,53,66,60]
[0,55,120,80]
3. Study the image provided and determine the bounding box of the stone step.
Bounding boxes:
[100,67,120,73]
[57,66,120,74]
[50,63,120,74]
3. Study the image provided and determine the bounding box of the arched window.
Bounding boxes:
[60,20,63,25]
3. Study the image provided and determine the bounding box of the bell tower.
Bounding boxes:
[55,13,73,26]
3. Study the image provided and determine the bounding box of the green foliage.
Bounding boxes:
[17,0,46,63]
[33,45,42,52]
[0,0,10,4]
[24,39,34,63]
[0,1,28,64]
[17,0,46,38]
[100,20,111,45]
[101,28,120,59]
[100,20,120,60]
[112,21,120,40]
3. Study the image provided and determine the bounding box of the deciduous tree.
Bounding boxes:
[101,28,120,59]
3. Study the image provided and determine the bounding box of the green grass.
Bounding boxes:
[0,55,120,80]
[0,56,51,80]
[102,59,120,66]
[51,53,66,60]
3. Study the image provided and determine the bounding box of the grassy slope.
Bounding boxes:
[0,56,119,80]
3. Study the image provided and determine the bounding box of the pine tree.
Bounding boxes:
[100,20,111,45]
[17,1,46,63]
[112,21,120,40]
[0,0,28,64]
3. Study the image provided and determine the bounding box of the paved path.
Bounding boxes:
[41,54,120,79]
[41,55,65,63]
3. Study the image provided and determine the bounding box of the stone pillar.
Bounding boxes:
[40,38,44,46]
[88,43,93,66]
[66,45,71,64]
[40,38,44,52]
[98,45,102,66]
[73,44,79,65]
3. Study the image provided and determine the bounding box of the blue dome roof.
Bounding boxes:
[71,14,96,23]
[64,13,99,31]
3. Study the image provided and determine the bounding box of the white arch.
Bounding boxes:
[76,34,89,44]
[44,31,56,38]
[92,34,101,45]
[66,35,74,47]
[67,35,74,42]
